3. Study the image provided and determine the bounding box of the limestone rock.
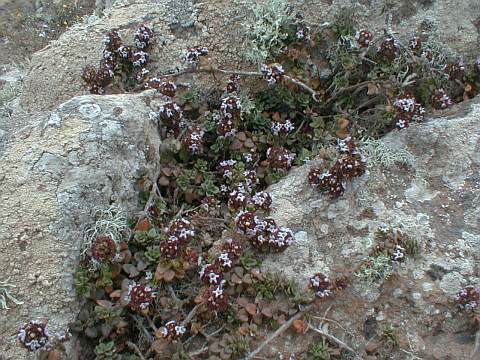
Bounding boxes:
[262,98,480,357]
[0,93,162,358]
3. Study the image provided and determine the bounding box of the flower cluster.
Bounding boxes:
[103,29,121,50]
[243,170,259,191]
[160,218,195,259]
[216,239,243,271]
[373,225,409,263]
[83,26,154,94]
[217,116,237,137]
[431,88,453,110]
[296,26,311,41]
[201,196,221,215]
[184,47,209,66]
[251,191,273,211]
[182,125,205,154]
[235,211,257,235]
[271,118,295,136]
[197,240,242,312]
[443,61,465,80]
[132,51,149,68]
[455,285,480,311]
[308,273,332,298]
[199,263,223,285]
[309,138,366,198]
[475,57,480,72]
[168,218,195,243]
[267,146,296,171]
[90,235,117,263]
[158,102,184,131]
[82,65,113,95]
[226,74,240,93]
[146,79,177,98]
[393,92,426,129]
[124,282,156,312]
[220,95,242,118]
[160,239,181,259]
[355,30,373,48]
[18,320,50,352]
[228,184,249,211]
[218,159,237,180]
[117,45,132,60]
[261,63,285,85]
[202,284,229,312]
[308,273,347,298]
[269,227,295,251]
[377,37,399,61]
[309,170,345,197]
[409,36,422,54]
[159,320,186,341]
[235,211,295,251]
[134,26,153,49]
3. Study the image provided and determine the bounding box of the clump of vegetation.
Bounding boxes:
[358,225,419,282]
[308,338,341,360]
[455,285,480,311]
[17,3,480,358]
[241,0,310,65]
[82,26,155,94]
[0,278,23,310]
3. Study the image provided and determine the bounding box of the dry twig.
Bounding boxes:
[126,341,147,360]
[152,67,319,100]
[242,304,313,360]
[307,323,357,355]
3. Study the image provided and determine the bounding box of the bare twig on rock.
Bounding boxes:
[181,304,199,327]
[242,304,314,360]
[307,323,356,355]
[154,67,319,100]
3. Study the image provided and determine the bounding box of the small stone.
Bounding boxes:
[422,282,433,292]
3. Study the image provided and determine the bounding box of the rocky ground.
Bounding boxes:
[0,1,479,359]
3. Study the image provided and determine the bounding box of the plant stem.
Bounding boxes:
[242,304,313,360]
[307,323,357,354]
[153,66,319,100]
[126,341,147,360]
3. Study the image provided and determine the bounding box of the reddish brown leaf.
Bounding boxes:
[261,307,273,318]
[135,217,151,231]
[163,270,175,282]
[236,297,249,308]
[292,319,307,334]
[245,303,257,316]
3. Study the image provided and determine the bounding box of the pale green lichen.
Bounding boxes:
[238,88,256,116]
[82,205,129,256]
[0,279,23,310]
[359,138,415,168]
[421,38,456,68]
[242,0,296,65]
[357,253,394,282]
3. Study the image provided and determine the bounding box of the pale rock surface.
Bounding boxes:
[0,93,162,359]
[262,98,480,357]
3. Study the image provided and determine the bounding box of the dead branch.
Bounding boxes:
[307,323,357,355]
[242,304,313,360]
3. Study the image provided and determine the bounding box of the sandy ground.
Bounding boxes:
[0,0,97,65]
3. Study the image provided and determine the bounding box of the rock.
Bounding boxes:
[17,0,480,113]
[0,92,162,358]
[262,98,480,357]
